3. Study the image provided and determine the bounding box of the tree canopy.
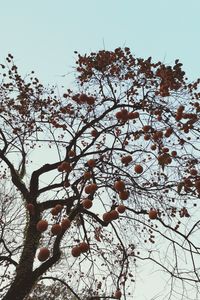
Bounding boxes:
[0,48,200,300]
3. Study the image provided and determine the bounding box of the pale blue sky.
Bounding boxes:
[0,0,199,85]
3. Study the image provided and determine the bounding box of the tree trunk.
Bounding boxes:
[3,216,40,300]
[3,272,37,300]
[3,212,62,300]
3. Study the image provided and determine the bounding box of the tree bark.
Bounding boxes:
[3,212,62,300]
[3,272,37,300]
[3,215,40,300]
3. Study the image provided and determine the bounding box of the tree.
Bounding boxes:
[24,280,78,300]
[0,48,200,300]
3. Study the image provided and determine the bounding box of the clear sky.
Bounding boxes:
[0,1,200,299]
[0,0,199,86]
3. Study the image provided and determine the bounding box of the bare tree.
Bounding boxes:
[0,48,200,299]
